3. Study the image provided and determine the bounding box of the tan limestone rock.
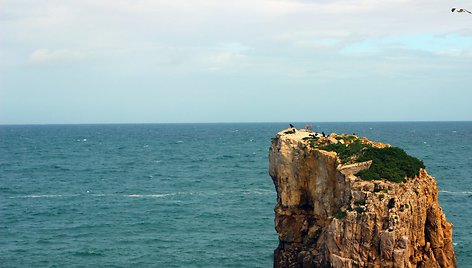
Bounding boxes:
[270,130,456,268]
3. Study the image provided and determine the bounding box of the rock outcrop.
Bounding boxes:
[269,128,456,268]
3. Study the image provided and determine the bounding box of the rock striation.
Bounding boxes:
[269,128,456,268]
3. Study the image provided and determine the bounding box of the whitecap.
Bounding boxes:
[127,193,174,198]
[439,190,472,195]
[11,194,66,199]
[91,193,111,197]
[242,190,274,196]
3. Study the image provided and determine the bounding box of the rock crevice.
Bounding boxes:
[269,129,456,268]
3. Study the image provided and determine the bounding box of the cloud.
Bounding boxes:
[3,0,472,76]
[29,49,87,65]
[2,0,472,123]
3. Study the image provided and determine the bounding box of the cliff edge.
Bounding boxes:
[269,128,456,268]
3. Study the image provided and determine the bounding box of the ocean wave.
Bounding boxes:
[172,189,275,197]
[9,193,175,199]
[10,194,73,199]
[127,194,175,198]
[90,193,114,197]
[73,250,105,257]
[241,190,274,196]
[8,190,275,199]
[216,155,235,159]
[439,190,472,195]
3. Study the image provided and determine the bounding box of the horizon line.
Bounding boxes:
[1,120,472,126]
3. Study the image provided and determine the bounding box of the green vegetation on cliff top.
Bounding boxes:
[356,146,425,183]
[306,135,425,183]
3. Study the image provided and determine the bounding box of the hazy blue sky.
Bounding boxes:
[1,0,472,124]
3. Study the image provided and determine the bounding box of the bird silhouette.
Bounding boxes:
[452,7,472,14]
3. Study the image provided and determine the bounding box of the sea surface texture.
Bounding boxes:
[1,122,471,267]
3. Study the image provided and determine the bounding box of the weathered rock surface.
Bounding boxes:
[269,128,456,268]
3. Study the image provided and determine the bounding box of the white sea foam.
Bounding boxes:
[91,193,113,197]
[9,190,275,199]
[242,190,274,196]
[439,190,472,195]
[127,194,174,198]
[11,194,68,199]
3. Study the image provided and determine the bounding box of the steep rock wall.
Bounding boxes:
[269,129,456,268]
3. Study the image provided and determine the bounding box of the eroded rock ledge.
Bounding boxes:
[269,128,456,268]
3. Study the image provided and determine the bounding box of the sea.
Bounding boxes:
[1,122,471,267]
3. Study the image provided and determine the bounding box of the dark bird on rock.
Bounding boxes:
[452,7,472,14]
[289,124,294,128]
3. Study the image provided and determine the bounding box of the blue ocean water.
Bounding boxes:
[0,122,471,267]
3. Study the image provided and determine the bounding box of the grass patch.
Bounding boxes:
[284,130,295,134]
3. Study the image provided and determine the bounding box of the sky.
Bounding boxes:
[1,0,472,124]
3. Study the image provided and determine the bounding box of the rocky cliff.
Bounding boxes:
[269,128,456,268]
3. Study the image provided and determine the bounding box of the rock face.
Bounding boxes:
[269,129,456,268]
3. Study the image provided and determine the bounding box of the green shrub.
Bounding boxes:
[284,130,295,134]
[334,209,347,219]
[345,135,357,141]
[302,136,320,148]
[356,147,425,183]
[309,134,425,183]
[319,139,366,163]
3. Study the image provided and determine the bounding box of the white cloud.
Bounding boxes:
[29,49,87,65]
[2,0,472,123]
[2,0,472,74]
